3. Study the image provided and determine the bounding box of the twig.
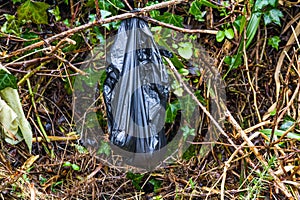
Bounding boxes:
[94,0,101,20]
[165,56,293,199]
[0,0,189,61]
[4,56,54,68]
[143,17,218,34]
[243,28,261,123]
[275,23,300,101]
[224,109,293,199]
[164,57,256,168]
[123,0,133,10]
[220,132,260,200]
[53,54,87,75]
[32,135,79,143]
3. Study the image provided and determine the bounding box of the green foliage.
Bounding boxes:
[97,141,111,156]
[216,28,234,42]
[165,100,180,123]
[171,81,183,97]
[268,36,281,50]
[63,161,81,171]
[126,172,144,190]
[0,69,17,90]
[260,129,300,141]
[149,178,162,193]
[178,42,193,59]
[155,12,183,27]
[189,1,207,22]
[233,15,247,35]
[224,0,283,77]
[1,14,23,35]
[263,9,283,26]
[17,0,50,24]
[181,125,195,141]
[48,6,61,21]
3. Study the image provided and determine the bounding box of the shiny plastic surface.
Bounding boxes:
[103,17,170,153]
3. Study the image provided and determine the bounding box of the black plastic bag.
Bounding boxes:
[103,17,170,154]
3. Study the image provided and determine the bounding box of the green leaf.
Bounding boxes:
[198,0,219,9]
[17,0,50,24]
[178,42,193,59]
[48,6,61,21]
[155,12,183,27]
[97,141,111,156]
[0,69,17,90]
[269,0,277,7]
[71,164,80,171]
[245,12,261,49]
[149,179,162,193]
[254,0,269,11]
[216,30,225,42]
[1,14,22,35]
[63,161,72,167]
[260,129,300,141]
[268,36,281,50]
[280,120,294,131]
[225,28,234,40]
[269,9,283,26]
[189,0,202,16]
[233,15,246,35]
[178,68,189,76]
[126,172,144,190]
[181,125,195,141]
[179,95,197,123]
[165,100,180,123]
[100,10,112,19]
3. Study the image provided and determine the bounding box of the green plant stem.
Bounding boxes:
[27,79,50,142]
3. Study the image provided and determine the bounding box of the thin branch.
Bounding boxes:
[123,0,133,10]
[0,0,189,61]
[143,17,218,34]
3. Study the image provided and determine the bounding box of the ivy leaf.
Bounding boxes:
[254,0,270,11]
[165,100,180,123]
[178,42,193,59]
[181,125,195,141]
[269,9,283,26]
[269,0,277,7]
[225,28,234,40]
[149,179,162,193]
[126,172,144,190]
[17,0,50,24]
[268,36,281,50]
[190,0,202,16]
[97,141,111,156]
[216,30,225,42]
[155,12,183,27]
[0,69,17,90]
[179,95,197,123]
[189,1,207,21]
[100,10,112,19]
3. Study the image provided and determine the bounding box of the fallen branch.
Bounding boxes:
[0,0,191,61]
